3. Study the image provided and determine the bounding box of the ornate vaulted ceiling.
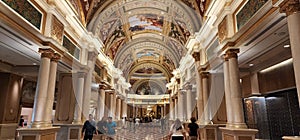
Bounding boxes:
[67,0,206,94]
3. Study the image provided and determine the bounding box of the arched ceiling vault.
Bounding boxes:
[80,0,203,90]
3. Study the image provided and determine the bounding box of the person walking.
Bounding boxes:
[106,117,117,140]
[187,117,199,140]
[82,114,97,140]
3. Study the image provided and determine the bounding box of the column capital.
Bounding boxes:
[200,71,210,79]
[225,48,240,59]
[279,0,300,16]
[51,53,61,62]
[192,51,200,61]
[77,72,86,78]
[39,48,55,59]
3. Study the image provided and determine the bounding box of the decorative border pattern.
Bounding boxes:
[2,0,43,30]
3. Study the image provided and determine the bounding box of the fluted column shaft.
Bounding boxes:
[201,72,210,124]
[223,58,233,127]
[116,98,121,120]
[31,48,54,128]
[174,98,178,119]
[45,53,60,126]
[73,72,85,124]
[109,93,114,118]
[280,0,300,107]
[122,100,127,118]
[98,87,106,120]
[186,84,193,121]
[178,92,184,121]
[170,99,174,120]
[226,49,247,128]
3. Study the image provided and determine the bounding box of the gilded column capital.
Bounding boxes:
[225,48,240,59]
[279,0,300,16]
[39,48,55,59]
[200,72,210,79]
[51,53,61,62]
[192,51,200,62]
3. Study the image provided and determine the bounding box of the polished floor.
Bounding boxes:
[101,122,170,140]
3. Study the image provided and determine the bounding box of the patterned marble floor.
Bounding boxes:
[111,123,170,140]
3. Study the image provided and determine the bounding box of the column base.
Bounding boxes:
[199,124,226,140]
[31,121,52,128]
[226,123,248,129]
[219,127,258,140]
[282,136,300,140]
[17,126,60,140]
[53,124,83,140]
[0,123,18,140]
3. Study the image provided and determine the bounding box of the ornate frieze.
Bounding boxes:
[218,16,228,43]
[51,16,64,44]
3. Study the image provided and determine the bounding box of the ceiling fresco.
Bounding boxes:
[70,0,206,93]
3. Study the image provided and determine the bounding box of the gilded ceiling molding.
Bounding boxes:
[128,61,172,80]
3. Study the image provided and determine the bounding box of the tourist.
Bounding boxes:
[187,117,199,140]
[82,114,97,140]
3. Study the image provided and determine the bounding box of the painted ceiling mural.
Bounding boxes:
[80,0,204,91]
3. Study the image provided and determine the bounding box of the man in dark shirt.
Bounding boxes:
[82,114,97,140]
[187,117,199,140]
[19,116,24,127]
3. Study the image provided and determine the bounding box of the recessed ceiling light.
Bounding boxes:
[249,63,254,67]
[128,11,132,14]
[284,44,290,48]
[33,63,37,65]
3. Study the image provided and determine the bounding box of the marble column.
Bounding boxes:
[186,84,193,121]
[45,53,61,127]
[223,56,233,127]
[116,98,122,120]
[174,97,178,119]
[73,72,85,124]
[169,98,174,120]
[109,93,114,118]
[98,85,106,120]
[226,49,247,128]
[82,51,98,120]
[45,53,61,126]
[280,0,300,107]
[201,72,211,125]
[123,100,127,118]
[178,91,184,121]
[31,48,54,128]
